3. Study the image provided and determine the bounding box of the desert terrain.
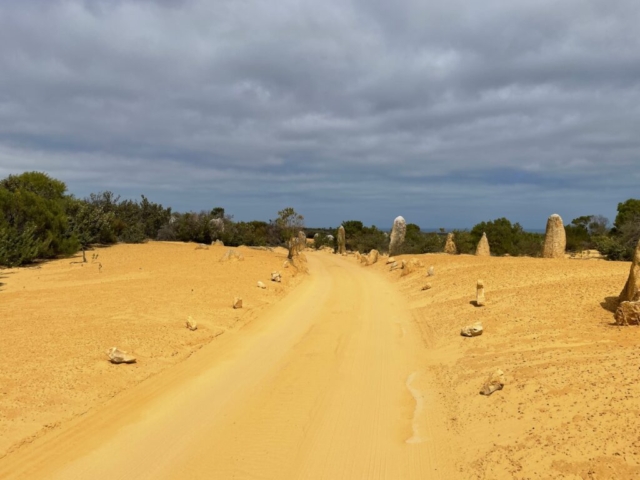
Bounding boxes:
[0,243,637,479]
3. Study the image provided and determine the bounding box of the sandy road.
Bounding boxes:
[0,253,455,479]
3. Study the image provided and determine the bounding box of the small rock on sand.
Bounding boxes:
[186,316,198,331]
[233,297,243,309]
[480,369,505,396]
[615,301,640,326]
[476,279,486,306]
[271,271,282,282]
[257,281,266,289]
[421,283,432,291]
[106,347,136,364]
[461,323,483,337]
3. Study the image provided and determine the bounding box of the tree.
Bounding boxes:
[274,207,304,244]
[614,199,640,232]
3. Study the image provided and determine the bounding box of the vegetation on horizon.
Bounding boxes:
[1,171,639,266]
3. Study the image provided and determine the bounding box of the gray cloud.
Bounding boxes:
[1,0,639,228]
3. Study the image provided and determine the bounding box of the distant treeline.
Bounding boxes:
[1,171,639,267]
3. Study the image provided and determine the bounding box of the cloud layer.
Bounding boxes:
[1,0,639,228]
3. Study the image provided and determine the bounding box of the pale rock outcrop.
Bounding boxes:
[619,238,640,302]
[297,231,306,254]
[480,369,505,396]
[401,258,424,277]
[219,249,244,262]
[186,316,198,331]
[615,301,640,326]
[271,271,282,282]
[427,266,434,276]
[461,322,483,337]
[106,347,136,364]
[389,261,399,271]
[368,249,379,265]
[212,239,224,246]
[386,257,396,264]
[444,233,457,255]
[476,279,486,306]
[233,297,243,309]
[290,253,309,274]
[542,214,566,258]
[337,226,346,255]
[476,233,491,256]
[257,281,266,289]
[389,216,406,255]
[287,237,297,259]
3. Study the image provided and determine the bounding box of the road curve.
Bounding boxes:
[0,253,455,479]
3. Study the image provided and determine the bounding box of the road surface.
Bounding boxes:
[0,253,455,479]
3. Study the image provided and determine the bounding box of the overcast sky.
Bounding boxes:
[1,0,639,229]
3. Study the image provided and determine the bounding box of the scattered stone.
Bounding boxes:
[480,369,505,396]
[283,260,290,268]
[219,249,244,262]
[257,281,266,289]
[233,297,243,309]
[421,283,432,291]
[337,226,346,255]
[389,261,399,271]
[386,257,396,264]
[476,279,486,306]
[368,249,379,265]
[461,322,483,337]
[271,271,282,282]
[106,347,136,364]
[389,216,406,255]
[619,238,640,302]
[186,316,198,331]
[427,266,434,276]
[401,258,423,277]
[444,233,457,255]
[542,214,566,258]
[476,232,490,256]
[615,301,640,326]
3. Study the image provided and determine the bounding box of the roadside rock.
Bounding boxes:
[389,216,406,255]
[368,249,379,265]
[106,347,136,364]
[186,316,198,331]
[542,214,566,258]
[337,226,346,255]
[461,322,483,337]
[480,369,505,396]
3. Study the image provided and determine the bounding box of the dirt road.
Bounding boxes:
[0,253,455,479]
